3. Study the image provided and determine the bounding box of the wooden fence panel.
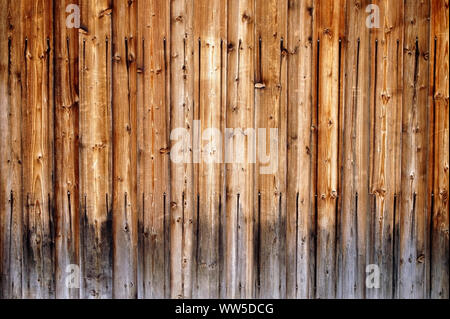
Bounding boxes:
[0,0,448,300]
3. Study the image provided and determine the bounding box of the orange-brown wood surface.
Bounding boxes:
[137,0,170,300]
[254,0,288,299]
[0,0,24,300]
[79,0,113,299]
[369,0,404,299]
[0,0,448,299]
[54,0,80,299]
[430,0,449,299]
[21,0,55,299]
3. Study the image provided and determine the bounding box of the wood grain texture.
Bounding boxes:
[54,0,80,299]
[314,0,345,299]
[137,0,171,300]
[112,0,137,299]
[0,0,24,300]
[79,0,113,299]
[225,0,255,299]
[286,0,316,300]
[398,0,431,299]
[368,0,404,299]
[21,0,55,299]
[254,0,288,299]
[0,0,448,300]
[430,0,449,300]
[169,0,195,299]
[193,0,227,299]
[338,0,371,299]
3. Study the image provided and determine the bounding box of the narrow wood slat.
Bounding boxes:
[314,0,345,299]
[79,0,113,299]
[398,0,431,299]
[137,0,170,299]
[193,0,227,299]
[0,0,7,299]
[369,0,404,299]
[54,0,80,299]
[254,0,288,299]
[430,0,449,300]
[0,0,24,300]
[112,0,137,299]
[286,0,315,299]
[169,0,195,299]
[338,0,371,299]
[21,0,55,299]
[225,0,255,299]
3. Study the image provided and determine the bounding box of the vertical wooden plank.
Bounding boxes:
[54,0,80,299]
[112,0,137,299]
[398,0,431,299]
[219,15,228,299]
[21,0,55,299]
[79,0,113,299]
[338,0,371,299]
[137,0,171,299]
[0,0,7,299]
[314,0,345,299]
[225,0,255,299]
[254,0,287,299]
[286,0,316,299]
[369,0,404,299]
[430,0,449,300]
[193,0,227,299]
[0,0,24,300]
[170,0,195,299]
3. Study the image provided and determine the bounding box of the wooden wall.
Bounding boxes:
[0,0,448,299]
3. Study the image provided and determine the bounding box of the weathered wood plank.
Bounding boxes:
[338,0,371,299]
[0,0,7,299]
[314,0,345,299]
[193,0,227,299]
[169,0,195,299]
[112,0,137,299]
[21,0,55,299]
[0,0,6,299]
[398,0,431,299]
[369,0,404,299]
[286,0,316,299]
[254,0,288,299]
[0,0,24,300]
[54,0,80,299]
[137,0,170,299]
[430,0,449,300]
[79,0,113,299]
[225,0,255,299]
